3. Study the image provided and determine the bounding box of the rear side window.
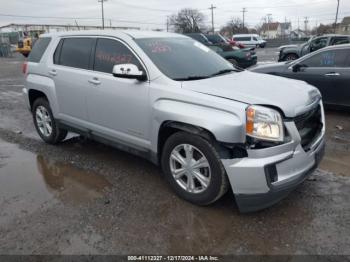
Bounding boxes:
[28,37,51,63]
[55,38,94,69]
[234,37,251,41]
[330,37,350,46]
[303,49,350,67]
[93,38,141,74]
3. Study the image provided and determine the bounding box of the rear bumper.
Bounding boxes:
[22,87,31,111]
[239,57,257,68]
[222,103,326,212]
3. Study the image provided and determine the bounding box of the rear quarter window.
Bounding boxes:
[28,37,51,63]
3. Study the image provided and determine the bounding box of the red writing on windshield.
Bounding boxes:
[146,41,172,53]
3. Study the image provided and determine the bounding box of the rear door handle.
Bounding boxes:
[325,72,340,77]
[48,69,57,76]
[88,77,101,85]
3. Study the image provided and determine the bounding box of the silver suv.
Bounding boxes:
[23,31,325,212]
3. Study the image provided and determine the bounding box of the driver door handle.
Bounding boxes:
[48,69,57,76]
[88,77,101,85]
[325,72,340,77]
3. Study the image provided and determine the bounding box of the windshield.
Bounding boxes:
[136,37,236,81]
[206,34,226,44]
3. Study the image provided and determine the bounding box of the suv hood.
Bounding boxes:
[181,71,319,118]
[279,44,298,50]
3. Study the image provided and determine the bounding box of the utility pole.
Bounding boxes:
[315,20,318,35]
[266,14,272,39]
[241,8,247,30]
[209,4,217,33]
[334,0,340,33]
[166,16,169,32]
[304,16,309,35]
[98,0,107,29]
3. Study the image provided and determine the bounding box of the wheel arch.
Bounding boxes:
[28,89,48,111]
[26,74,59,117]
[157,121,216,158]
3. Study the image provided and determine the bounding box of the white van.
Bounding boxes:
[232,34,266,48]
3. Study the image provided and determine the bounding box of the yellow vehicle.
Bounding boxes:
[16,37,33,57]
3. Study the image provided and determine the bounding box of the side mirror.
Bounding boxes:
[292,63,307,72]
[112,64,147,81]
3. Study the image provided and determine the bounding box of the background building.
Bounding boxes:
[338,16,350,34]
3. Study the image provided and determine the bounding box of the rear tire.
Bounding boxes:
[161,132,229,206]
[32,97,67,144]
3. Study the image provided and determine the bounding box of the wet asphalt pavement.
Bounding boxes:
[0,51,349,256]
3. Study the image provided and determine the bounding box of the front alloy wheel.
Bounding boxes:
[161,132,229,205]
[170,144,211,194]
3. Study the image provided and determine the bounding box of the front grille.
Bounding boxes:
[294,105,323,151]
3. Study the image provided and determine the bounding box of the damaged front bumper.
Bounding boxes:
[222,103,326,212]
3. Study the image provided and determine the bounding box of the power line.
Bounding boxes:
[0,13,165,26]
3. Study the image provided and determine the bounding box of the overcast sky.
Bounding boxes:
[0,0,349,31]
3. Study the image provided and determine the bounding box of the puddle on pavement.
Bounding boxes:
[319,149,350,176]
[0,139,111,224]
[319,110,350,176]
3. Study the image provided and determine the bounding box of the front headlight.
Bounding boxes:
[246,105,284,142]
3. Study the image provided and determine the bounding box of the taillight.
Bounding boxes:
[22,62,27,74]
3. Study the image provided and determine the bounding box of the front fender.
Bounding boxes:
[150,99,245,153]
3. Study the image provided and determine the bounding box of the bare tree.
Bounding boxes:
[169,8,206,33]
[311,23,334,35]
[220,17,248,37]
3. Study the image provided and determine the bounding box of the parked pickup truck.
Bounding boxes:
[279,34,350,61]
[23,31,325,212]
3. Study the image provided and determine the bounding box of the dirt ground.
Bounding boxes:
[0,52,349,256]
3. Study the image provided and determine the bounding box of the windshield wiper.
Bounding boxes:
[174,75,210,81]
[210,68,239,77]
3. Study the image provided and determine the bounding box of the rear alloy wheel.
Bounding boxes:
[284,54,298,61]
[35,105,53,137]
[161,132,229,205]
[33,98,67,144]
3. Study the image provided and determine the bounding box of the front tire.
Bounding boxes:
[32,97,67,144]
[161,132,229,206]
[228,58,238,67]
[284,53,298,61]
